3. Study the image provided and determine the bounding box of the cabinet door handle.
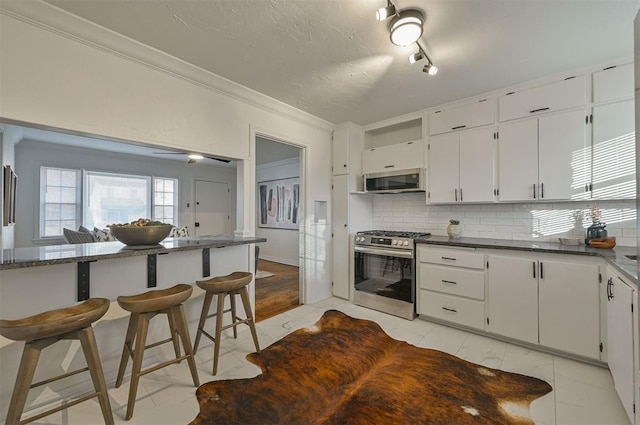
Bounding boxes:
[585,184,589,192]
[442,280,457,285]
[441,257,457,261]
[533,183,537,199]
[384,165,395,168]
[540,262,544,279]
[451,125,466,130]
[460,188,463,202]
[532,261,536,278]
[454,188,458,202]
[442,307,457,313]
[607,277,614,300]
[540,182,544,198]
[529,107,550,114]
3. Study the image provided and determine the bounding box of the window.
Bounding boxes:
[40,167,81,237]
[84,172,150,229]
[154,178,177,225]
[39,168,179,238]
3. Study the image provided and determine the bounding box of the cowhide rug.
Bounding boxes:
[190,310,552,425]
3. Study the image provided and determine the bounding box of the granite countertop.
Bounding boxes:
[0,235,266,271]
[415,235,638,284]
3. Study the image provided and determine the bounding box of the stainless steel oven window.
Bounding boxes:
[354,249,414,303]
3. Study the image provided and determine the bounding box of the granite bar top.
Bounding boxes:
[0,235,266,271]
[415,235,638,284]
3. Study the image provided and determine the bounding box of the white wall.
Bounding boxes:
[256,157,300,266]
[0,4,334,303]
[0,125,21,250]
[13,138,237,248]
[372,193,637,247]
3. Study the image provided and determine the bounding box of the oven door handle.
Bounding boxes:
[354,245,414,259]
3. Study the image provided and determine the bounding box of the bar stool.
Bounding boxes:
[115,284,199,420]
[0,298,113,425]
[193,271,260,375]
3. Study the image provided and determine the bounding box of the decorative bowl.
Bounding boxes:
[588,237,616,249]
[558,237,581,246]
[110,224,173,246]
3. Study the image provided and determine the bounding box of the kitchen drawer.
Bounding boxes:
[419,290,485,330]
[419,263,485,300]
[418,246,485,269]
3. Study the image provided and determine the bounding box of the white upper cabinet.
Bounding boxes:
[429,133,459,202]
[591,99,636,200]
[459,128,496,203]
[497,119,539,202]
[593,63,634,103]
[429,128,494,203]
[429,98,495,135]
[332,126,350,175]
[362,140,424,175]
[499,75,586,122]
[538,109,590,200]
[498,109,587,202]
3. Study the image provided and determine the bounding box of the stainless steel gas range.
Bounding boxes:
[353,230,430,320]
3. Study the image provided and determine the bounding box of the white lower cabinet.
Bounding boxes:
[606,268,637,423]
[486,254,538,344]
[486,252,601,359]
[417,246,486,331]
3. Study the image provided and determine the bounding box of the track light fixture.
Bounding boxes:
[388,9,424,46]
[409,42,438,76]
[376,2,438,75]
[376,0,396,21]
[423,63,438,75]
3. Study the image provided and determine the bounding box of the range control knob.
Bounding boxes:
[403,241,409,246]
[392,240,398,245]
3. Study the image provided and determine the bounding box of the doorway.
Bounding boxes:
[254,135,302,321]
[194,179,231,236]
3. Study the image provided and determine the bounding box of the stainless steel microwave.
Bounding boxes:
[364,168,425,194]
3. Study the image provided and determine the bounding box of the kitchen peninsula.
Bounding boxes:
[0,235,265,317]
[0,235,265,411]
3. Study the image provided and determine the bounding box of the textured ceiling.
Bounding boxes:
[43,0,639,125]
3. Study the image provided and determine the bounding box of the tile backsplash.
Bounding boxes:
[372,194,637,247]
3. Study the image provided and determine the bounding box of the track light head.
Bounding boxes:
[409,50,424,64]
[423,63,438,76]
[389,9,424,46]
[376,4,396,21]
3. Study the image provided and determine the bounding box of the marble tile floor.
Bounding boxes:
[8,297,630,425]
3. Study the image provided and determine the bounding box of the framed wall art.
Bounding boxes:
[3,165,17,226]
[257,177,299,230]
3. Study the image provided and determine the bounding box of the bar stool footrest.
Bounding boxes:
[18,391,100,425]
[139,355,192,377]
[31,366,89,389]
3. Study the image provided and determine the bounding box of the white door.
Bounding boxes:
[607,274,635,423]
[459,127,495,203]
[592,99,636,199]
[538,109,589,201]
[332,175,350,299]
[487,255,538,344]
[498,118,539,201]
[194,180,231,237]
[538,259,600,359]
[428,133,459,203]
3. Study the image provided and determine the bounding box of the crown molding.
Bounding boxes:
[0,1,335,133]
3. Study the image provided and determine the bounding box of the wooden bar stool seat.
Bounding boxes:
[0,298,114,425]
[115,284,199,420]
[193,272,260,375]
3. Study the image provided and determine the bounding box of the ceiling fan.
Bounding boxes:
[152,152,231,164]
